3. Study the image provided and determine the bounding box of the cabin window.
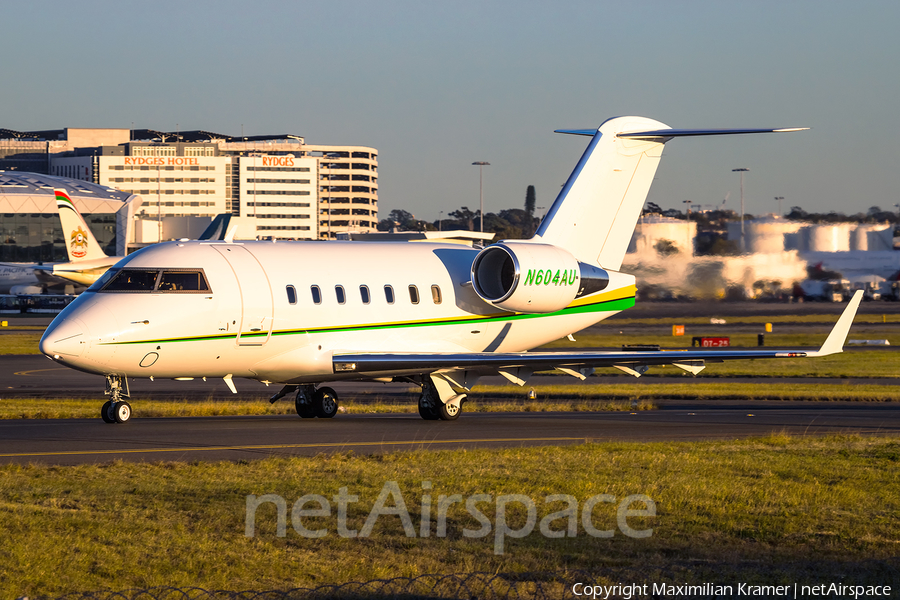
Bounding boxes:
[409,285,420,305]
[431,285,442,304]
[335,285,346,305]
[360,285,371,304]
[384,285,395,304]
[286,285,297,305]
[311,285,322,304]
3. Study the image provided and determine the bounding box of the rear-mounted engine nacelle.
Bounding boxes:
[471,242,609,313]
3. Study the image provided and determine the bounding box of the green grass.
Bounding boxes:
[607,313,900,325]
[544,331,900,348]
[470,382,900,402]
[0,396,656,420]
[3,378,898,421]
[0,435,897,596]
[542,351,900,379]
[0,333,43,354]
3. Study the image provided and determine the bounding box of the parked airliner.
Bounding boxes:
[37,189,124,287]
[0,263,47,294]
[0,191,114,294]
[40,116,862,424]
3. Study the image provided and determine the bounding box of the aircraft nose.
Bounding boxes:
[40,318,87,359]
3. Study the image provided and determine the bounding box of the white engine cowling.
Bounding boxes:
[471,242,609,313]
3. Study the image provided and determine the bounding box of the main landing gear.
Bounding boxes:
[100,374,132,424]
[418,375,465,421]
[270,376,466,421]
[270,385,339,419]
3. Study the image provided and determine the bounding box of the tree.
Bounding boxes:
[376,209,432,232]
[653,239,680,257]
[448,206,478,231]
[643,202,663,216]
[704,238,741,256]
[524,185,536,237]
[495,208,537,239]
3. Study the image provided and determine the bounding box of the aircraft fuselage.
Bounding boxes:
[41,240,636,384]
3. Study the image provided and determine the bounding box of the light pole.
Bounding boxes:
[472,161,490,233]
[775,196,784,218]
[439,211,444,232]
[733,168,749,250]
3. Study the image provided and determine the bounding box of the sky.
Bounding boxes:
[3,1,899,222]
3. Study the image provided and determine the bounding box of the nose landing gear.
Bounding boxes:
[101,375,132,424]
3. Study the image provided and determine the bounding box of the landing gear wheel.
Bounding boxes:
[101,401,114,423]
[418,402,440,420]
[314,387,339,418]
[111,401,132,424]
[295,386,316,418]
[418,393,440,420]
[437,400,461,421]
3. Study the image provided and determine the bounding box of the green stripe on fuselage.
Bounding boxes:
[103,294,635,346]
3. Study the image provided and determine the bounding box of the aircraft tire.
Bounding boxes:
[295,397,316,418]
[417,383,441,420]
[418,402,440,420]
[112,401,132,424]
[294,385,317,418]
[437,400,461,421]
[101,401,115,423]
[314,387,339,418]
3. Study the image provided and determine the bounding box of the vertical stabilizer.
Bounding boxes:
[533,116,669,270]
[533,118,807,271]
[55,188,109,261]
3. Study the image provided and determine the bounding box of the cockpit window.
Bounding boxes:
[87,268,119,292]
[96,268,211,293]
[157,270,210,292]
[102,269,159,292]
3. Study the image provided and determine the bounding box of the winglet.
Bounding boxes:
[808,290,864,357]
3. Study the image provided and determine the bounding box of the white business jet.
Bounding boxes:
[40,116,863,425]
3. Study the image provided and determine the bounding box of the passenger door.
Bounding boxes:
[213,245,273,346]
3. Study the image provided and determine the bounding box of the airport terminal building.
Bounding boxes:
[0,127,378,258]
[0,172,130,262]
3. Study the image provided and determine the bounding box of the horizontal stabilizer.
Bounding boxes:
[619,127,809,139]
[554,127,809,139]
[554,129,597,136]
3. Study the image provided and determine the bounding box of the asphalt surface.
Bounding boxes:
[1,402,898,465]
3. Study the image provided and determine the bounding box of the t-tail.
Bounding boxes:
[55,188,109,262]
[533,117,808,270]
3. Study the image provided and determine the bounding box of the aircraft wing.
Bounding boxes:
[333,291,863,380]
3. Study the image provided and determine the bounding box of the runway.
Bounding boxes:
[1,401,898,465]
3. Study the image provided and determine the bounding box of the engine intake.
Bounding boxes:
[471,242,609,313]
